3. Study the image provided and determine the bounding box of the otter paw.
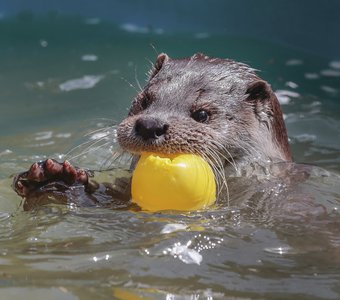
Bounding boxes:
[13,159,89,197]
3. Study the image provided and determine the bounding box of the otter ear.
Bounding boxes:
[149,53,169,79]
[245,80,272,102]
[245,80,275,124]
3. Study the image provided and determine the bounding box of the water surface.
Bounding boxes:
[0,14,340,299]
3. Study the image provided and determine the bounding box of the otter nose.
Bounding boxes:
[134,118,169,140]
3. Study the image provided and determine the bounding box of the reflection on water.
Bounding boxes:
[59,75,104,92]
[0,14,340,300]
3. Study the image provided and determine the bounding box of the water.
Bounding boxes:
[1,14,340,300]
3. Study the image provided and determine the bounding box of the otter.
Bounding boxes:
[12,53,293,210]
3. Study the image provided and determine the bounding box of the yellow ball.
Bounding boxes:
[131,153,216,212]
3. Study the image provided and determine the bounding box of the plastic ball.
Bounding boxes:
[131,153,216,211]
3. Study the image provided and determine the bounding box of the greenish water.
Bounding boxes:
[0,14,340,300]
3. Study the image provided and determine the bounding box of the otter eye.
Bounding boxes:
[140,97,149,110]
[129,92,153,115]
[191,109,209,123]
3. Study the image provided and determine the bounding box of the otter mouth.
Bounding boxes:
[120,139,173,155]
[118,132,194,156]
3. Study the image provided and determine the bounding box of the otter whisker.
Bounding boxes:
[200,148,230,206]
[209,152,227,191]
[84,125,115,137]
[236,140,264,170]
[188,147,224,195]
[67,136,114,162]
[208,144,236,178]
[100,147,132,170]
[66,132,111,157]
[65,127,114,159]
[69,140,113,162]
[207,149,229,190]
[120,76,140,94]
[199,147,225,187]
[210,140,238,172]
[134,66,143,92]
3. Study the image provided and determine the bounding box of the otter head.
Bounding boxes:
[117,53,292,171]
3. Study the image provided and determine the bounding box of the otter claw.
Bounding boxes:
[77,169,88,184]
[15,180,27,197]
[27,162,45,182]
[62,160,78,184]
[45,158,63,175]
